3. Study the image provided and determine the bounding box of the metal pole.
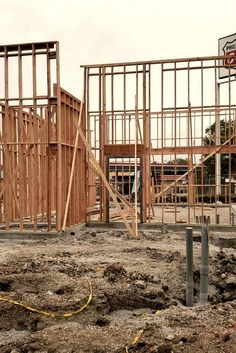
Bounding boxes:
[162,223,168,234]
[200,227,209,304]
[106,158,110,223]
[186,227,194,307]
[216,82,221,196]
[135,95,138,237]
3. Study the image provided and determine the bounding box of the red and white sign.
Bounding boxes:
[223,40,236,66]
[219,33,236,79]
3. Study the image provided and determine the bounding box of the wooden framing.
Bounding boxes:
[0,42,86,232]
[82,55,236,226]
[1,42,236,232]
[104,144,145,156]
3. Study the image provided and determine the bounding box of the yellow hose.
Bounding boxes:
[0,277,92,318]
[125,329,144,352]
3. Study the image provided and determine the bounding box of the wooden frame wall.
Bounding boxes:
[0,42,86,232]
[82,56,236,226]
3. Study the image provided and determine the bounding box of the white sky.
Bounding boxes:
[0,0,236,97]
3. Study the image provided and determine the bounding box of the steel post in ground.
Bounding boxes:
[200,226,209,304]
[186,227,194,307]
[162,223,168,234]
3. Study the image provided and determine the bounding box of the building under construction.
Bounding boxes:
[0,41,236,235]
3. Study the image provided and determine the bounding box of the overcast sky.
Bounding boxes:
[0,0,235,96]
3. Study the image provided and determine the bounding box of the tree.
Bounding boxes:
[203,119,236,180]
[168,158,188,165]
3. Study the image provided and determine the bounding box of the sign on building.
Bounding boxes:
[218,33,236,79]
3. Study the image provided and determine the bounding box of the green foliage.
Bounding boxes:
[168,158,188,165]
[203,119,236,179]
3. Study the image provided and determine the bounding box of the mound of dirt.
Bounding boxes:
[0,228,236,353]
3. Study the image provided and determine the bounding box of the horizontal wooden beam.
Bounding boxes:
[0,41,56,52]
[89,70,148,76]
[150,145,236,155]
[81,54,235,69]
[104,144,145,156]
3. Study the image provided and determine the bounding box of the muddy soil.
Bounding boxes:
[0,228,236,353]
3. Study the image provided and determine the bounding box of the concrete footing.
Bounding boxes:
[0,220,235,240]
[86,221,236,233]
[0,223,86,240]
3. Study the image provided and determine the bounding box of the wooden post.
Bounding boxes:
[55,42,62,231]
[62,99,84,231]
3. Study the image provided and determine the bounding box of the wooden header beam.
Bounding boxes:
[104,144,145,156]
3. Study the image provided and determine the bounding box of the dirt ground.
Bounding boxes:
[0,226,236,353]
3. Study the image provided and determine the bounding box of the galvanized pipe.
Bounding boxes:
[200,227,209,304]
[186,227,194,307]
[162,223,168,234]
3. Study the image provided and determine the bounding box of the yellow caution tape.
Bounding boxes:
[125,329,144,353]
[0,277,92,319]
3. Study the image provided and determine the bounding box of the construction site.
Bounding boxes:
[0,40,236,353]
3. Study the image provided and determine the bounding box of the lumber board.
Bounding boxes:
[104,143,145,156]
